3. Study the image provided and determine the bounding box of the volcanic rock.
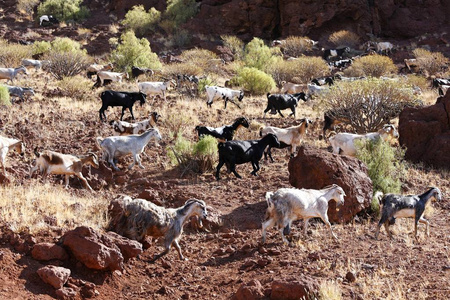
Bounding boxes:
[37,265,71,289]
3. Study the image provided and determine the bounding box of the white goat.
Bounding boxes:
[29,148,99,191]
[96,128,162,171]
[328,124,399,157]
[5,85,35,101]
[262,184,346,243]
[96,71,128,86]
[111,112,160,135]
[0,135,25,176]
[260,118,312,160]
[0,66,28,84]
[205,85,244,108]
[376,42,394,54]
[110,196,208,261]
[307,83,329,98]
[86,63,113,78]
[280,82,307,94]
[22,59,42,70]
[138,81,174,101]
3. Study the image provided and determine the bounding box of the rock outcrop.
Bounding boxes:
[288,146,373,223]
[399,91,450,168]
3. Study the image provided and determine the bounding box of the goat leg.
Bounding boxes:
[172,239,186,261]
[277,110,285,118]
[230,164,242,179]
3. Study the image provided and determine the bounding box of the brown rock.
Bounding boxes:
[106,231,143,261]
[55,286,79,300]
[288,146,373,223]
[233,279,265,300]
[346,271,357,283]
[32,243,69,261]
[37,265,71,289]
[399,92,450,168]
[62,226,124,271]
[270,278,318,300]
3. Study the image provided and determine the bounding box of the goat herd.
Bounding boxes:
[0,40,445,262]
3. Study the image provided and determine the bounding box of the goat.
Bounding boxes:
[328,124,399,156]
[29,148,99,191]
[0,135,25,176]
[311,77,335,86]
[374,187,442,241]
[322,109,349,140]
[264,92,307,119]
[39,15,59,26]
[99,90,146,122]
[262,184,346,243]
[376,42,394,55]
[111,112,161,135]
[307,83,329,98]
[205,85,244,109]
[5,85,35,101]
[215,133,280,180]
[438,85,449,96]
[0,66,28,84]
[86,63,113,79]
[432,78,450,89]
[94,71,128,87]
[403,58,419,73]
[21,59,42,71]
[260,118,312,161]
[96,128,162,171]
[280,82,307,94]
[330,58,353,69]
[131,66,154,80]
[138,80,174,101]
[195,117,249,142]
[322,47,350,60]
[110,197,207,261]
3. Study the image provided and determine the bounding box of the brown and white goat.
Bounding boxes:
[111,112,161,135]
[30,148,99,191]
[0,135,25,176]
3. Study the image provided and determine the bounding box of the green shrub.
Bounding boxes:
[0,40,32,67]
[351,54,396,77]
[321,78,421,133]
[197,77,214,93]
[221,35,244,61]
[44,51,90,80]
[171,29,192,48]
[355,138,405,195]
[244,37,281,71]
[51,37,85,54]
[413,48,449,76]
[121,5,161,37]
[282,36,313,57]
[179,48,218,74]
[404,74,429,92]
[234,67,276,95]
[37,0,89,22]
[167,135,217,175]
[164,0,199,27]
[32,41,51,56]
[0,85,11,106]
[328,30,360,48]
[111,31,161,73]
[56,76,92,100]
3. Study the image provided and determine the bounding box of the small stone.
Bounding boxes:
[346,271,357,283]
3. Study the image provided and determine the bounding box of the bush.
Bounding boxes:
[328,30,360,48]
[111,31,161,73]
[355,138,405,195]
[171,29,192,48]
[268,56,329,85]
[413,48,449,76]
[121,5,161,37]
[51,37,85,54]
[17,0,40,16]
[37,0,89,22]
[164,0,199,27]
[179,48,218,74]
[167,135,217,175]
[350,54,396,77]
[56,76,92,100]
[221,35,244,61]
[0,85,11,106]
[0,40,32,67]
[44,51,90,80]
[32,40,51,57]
[234,67,276,95]
[197,77,214,93]
[321,78,421,133]
[244,37,281,71]
[282,36,313,57]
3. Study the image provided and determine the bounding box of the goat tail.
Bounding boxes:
[265,192,274,208]
[33,147,40,158]
[95,137,103,149]
[373,191,384,205]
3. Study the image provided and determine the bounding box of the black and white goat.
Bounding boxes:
[110,196,208,261]
[264,92,307,119]
[111,112,160,135]
[99,90,146,122]
[205,85,244,109]
[131,66,154,80]
[0,135,25,176]
[374,187,442,240]
[195,117,249,142]
[215,133,280,180]
[322,47,350,60]
[39,15,59,26]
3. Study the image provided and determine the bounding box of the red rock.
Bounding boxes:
[32,243,69,261]
[288,146,373,223]
[105,231,143,261]
[270,278,318,300]
[233,279,265,300]
[37,265,71,289]
[55,286,79,300]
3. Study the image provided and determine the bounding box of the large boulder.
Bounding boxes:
[288,146,372,223]
[399,92,450,168]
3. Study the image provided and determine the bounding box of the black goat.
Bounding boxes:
[131,66,154,79]
[432,78,450,89]
[264,92,307,118]
[215,133,280,180]
[99,90,146,122]
[311,77,335,86]
[322,47,350,60]
[374,187,441,241]
[195,117,250,142]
